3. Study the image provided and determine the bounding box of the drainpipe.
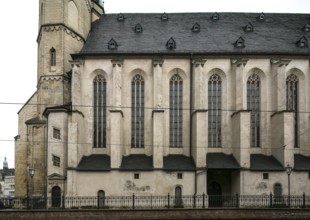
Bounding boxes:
[189,53,197,195]
[45,116,48,201]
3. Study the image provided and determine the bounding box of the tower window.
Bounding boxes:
[52,155,60,167]
[177,173,183,179]
[50,48,56,66]
[134,173,140,179]
[53,128,61,140]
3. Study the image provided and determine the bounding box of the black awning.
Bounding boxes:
[250,154,284,171]
[294,154,310,171]
[163,155,196,171]
[207,153,240,170]
[77,154,111,171]
[120,154,153,171]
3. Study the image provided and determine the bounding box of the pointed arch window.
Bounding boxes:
[170,74,183,148]
[247,73,260,147]
[93,75,107,148]
[50,48,56,66]
[208,74,222,148]
[131,74,145,148]
[286,74,299,147]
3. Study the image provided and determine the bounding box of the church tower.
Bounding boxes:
[15,0,104,197]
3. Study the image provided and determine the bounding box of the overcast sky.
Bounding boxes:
[0,0,309,168]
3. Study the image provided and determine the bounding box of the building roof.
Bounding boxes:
[120,154,153,171]
[0,169,15,181]
[294,154,310,171]
[250,154,284,171]
[76,154,111,171]
[163,155,196,171]
[76,12,310,56]
[207,153,240,170]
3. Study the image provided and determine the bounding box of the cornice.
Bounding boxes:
[37,23,85,44]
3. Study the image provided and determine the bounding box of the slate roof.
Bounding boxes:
[207,153,240,170]
[294,154,310,171]
[76,12,310,56]
[0,169,15,181]
[163,155,196,171]
[250,154,284,171]
[76,154,111,171]
[120,154,153,171]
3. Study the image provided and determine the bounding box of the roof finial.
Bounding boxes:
[3,156,8,169]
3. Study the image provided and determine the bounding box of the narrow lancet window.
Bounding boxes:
[169,74,183,148]
[131,74,145,148]
[286,74,299,147]
[247,73,260,147]
[93,75,107,148]
[50,48,56,66]
[208,74,222,148]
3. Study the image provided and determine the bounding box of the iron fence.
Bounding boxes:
[1,193,309,210]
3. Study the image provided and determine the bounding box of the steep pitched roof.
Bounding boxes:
[76,12,310,56]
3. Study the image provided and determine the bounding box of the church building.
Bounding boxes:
[15,0,310,202]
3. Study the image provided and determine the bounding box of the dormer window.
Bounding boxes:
[244,22,254,32]
[192,23,200,32]
[117,13,124,21]
[108,38,118,49]
[161,13,168,21]
[234,37,245,48]
[303,24,310,32]
[211,12,219,21]
[257,12,265,21]
[296,36,308,48]
[166,37,176,50]
[135,23,143,33]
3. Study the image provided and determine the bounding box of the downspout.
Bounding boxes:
[45,116,48,200]
[189,53,197,195]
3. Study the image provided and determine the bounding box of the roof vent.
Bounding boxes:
[191,23,201,33]
[117,13,125,21]
[211,12,219,21]
[303,24,310,32]
[244,22,254,32]
[135,23,143,33]
[166,37,176,50]
[296,36,308,48]
[234,37,245,48]
[108,38,118,49]
[256,12,265,21]
[161,13,168,21]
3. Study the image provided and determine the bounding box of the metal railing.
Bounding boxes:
[1,193,309,210]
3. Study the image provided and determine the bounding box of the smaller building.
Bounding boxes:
[0,157,15,198]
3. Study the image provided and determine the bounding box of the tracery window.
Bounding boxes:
[131,74,145,148]
[208,74,221,148]
[247,73,260,147]
[286,74,299,147]
[93,75,107,148]
[170,74,183,148]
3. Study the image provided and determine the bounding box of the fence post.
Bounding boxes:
[236,193,239,208]
[62,195,65,209]
[132,194,135,210]
[193,193,196,208]
[269,192,273,208]
[167,193,170,209]
[202,193,205,208]
[303,192,306,208]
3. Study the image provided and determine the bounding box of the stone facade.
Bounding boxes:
[15,0,310,202]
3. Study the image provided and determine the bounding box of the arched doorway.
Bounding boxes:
[208,181,222,207]
[51,186,61,208]
[97,190,105,208]
[174,186,183,207]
